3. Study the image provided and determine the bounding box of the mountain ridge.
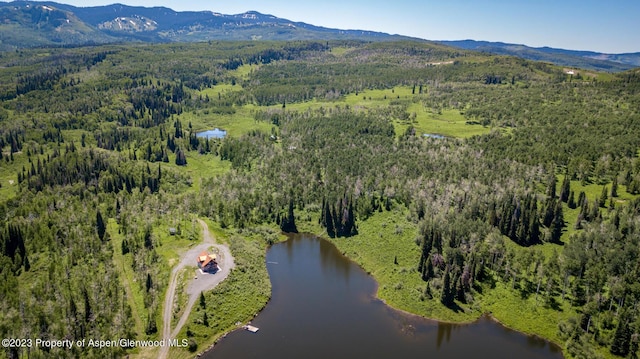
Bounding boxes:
[1,1,638,72]
[439,39,640,72]
[0,1,415,46]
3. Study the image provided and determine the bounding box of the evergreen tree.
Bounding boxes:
[145,273,153,292]
[424,282,432,299]
[23,253,30,272]
[567,190,576,209]
[146,309,158,335]
[200,293,206,309]
[455,273,465,302]
[279,198,298,233]
[322,200,335,237]
[203,311,209,327]
[543,198,556,227]
[546,169,557,199]
[589,198,600,222]
[529,209,541,244]
[143,225,153,249]
[549,201,564,243]
[611,177,618,197]
[599,186,608,207]
[96,209,106,241]
[422,256,434,281]
[440,266,453,306]
[611,317,631,356]
[559,176,571,202]
[175,147,187,166]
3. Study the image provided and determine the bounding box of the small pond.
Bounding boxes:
[196,128,227,139]
[423,133,445,139]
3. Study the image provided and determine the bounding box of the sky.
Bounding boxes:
[8,0,640,53]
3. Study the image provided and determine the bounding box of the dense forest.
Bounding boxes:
[1,40,640,358]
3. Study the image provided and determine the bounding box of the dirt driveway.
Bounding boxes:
[158,219,234,359]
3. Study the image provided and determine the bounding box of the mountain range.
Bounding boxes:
[439,40,640,73]
[1,1,639,72]
[0,1,412,47]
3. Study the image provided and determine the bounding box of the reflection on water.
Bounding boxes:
[196,128,227,139]
[206,234,563,359]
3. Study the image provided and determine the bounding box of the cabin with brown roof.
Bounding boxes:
[197,250,218,272]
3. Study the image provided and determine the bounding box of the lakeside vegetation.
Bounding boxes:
[1,40,640,359]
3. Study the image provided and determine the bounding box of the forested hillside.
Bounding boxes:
[1,41,640,359]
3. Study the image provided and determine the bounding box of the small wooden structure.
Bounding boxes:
[243,325,259,333]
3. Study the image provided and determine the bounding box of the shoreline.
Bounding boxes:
[358,247,567,355]
[197,232,565,358]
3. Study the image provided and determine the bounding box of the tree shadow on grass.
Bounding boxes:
[519,280,536,300]
[444,301,465,313]
[544,296,563,311]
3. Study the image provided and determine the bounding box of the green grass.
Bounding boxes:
[0,150,26,200]
[108,215,205,358]
[478,279,571,346]
[270,86,489,139]
[329,46,353,56]
[153,217,202,266]
[557,175,639,244]
[301,205,591,355]
[230,64,255,80]
[198,83,243,99]
[169,231,272,359]
[107,219,146,343]
[172,267,195,328]
[181,152,232,193]
[178,106,274,138]
[182,85,489,141]
[326,207,481,323]
[406,106,490,138]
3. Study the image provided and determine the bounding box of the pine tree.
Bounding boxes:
[611,177,618,197]
[424,282,432,299]
[529,209,541,244]
[611,317,631,356]
[543,198,556,227]
[143,225,153,249]
[175,147,187,166]
[146,309,158,335]
[549,201,564,243]
[559,176,571,202]
[546,169,557,199]
[23,253,30,272]
[441,266,453,306]
[567,190,576,209]
[599,186,608,207]
[422,256,434,281]
[589,198,600,222]
[146,273,153,292]
[279,198,298,233]
[96,209,106,241]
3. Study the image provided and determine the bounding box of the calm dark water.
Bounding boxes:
[206,234,563,359]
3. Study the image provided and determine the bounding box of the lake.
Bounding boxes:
[196,128,227,139]
[205,234,563,359]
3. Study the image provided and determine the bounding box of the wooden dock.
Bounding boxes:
[243,325,259,333]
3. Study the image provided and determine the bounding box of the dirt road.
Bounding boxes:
[158,219,235,359]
